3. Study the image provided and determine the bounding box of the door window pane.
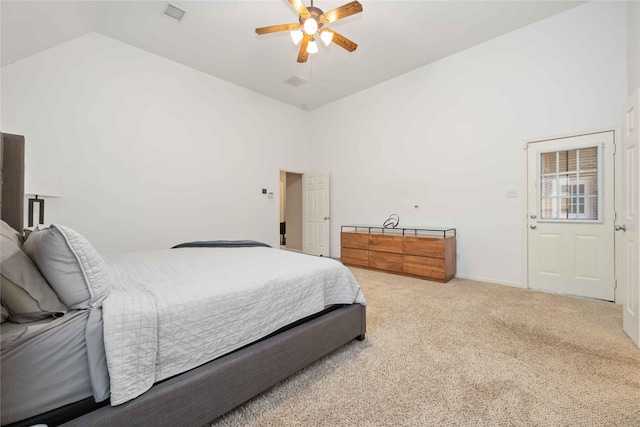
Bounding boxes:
[539,146,599,220]
[541,152,557,174]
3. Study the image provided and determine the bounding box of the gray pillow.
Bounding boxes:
[0,304,9,323]
[23,225,109,310]
[0,234,67,323]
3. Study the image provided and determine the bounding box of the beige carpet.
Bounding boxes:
[210,268,640,426]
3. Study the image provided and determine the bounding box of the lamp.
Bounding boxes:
[303,17,317,35]
[320,29,333,46]
[290,29,304,45]
[306,37,318,54]
[25,171,61,227]
[292,7,332,53]
[290,8,331,54]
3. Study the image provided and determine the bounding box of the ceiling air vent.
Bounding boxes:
[163,3,186,21]
[283,74,309,87]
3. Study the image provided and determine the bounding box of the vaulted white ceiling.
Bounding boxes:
[2,1,585,110]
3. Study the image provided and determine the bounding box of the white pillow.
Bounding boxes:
[23,225,109,310]
[1,219,23,246]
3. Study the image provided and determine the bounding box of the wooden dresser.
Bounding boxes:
[340,226,456,282]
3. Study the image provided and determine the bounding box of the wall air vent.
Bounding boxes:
[283,74,309,87]
[164,3,186,21]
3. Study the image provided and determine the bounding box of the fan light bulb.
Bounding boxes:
[306,39,318,54]
[290,29,303,45]
[320,30,333,46]
[303,18,318,35]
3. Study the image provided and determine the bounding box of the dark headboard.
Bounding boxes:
[0,132,25,231]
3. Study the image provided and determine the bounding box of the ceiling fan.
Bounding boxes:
[255,0,363,63]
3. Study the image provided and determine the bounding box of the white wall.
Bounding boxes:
[629,0,640,94]
[1,2,628,287]
[1,33,310,253]
[310,1,627,286]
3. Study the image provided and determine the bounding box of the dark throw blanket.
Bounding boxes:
[171,240,272,249]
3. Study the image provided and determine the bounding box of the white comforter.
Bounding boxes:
[102,247,365,405]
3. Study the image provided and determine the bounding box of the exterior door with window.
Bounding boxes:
[527,131,615,301]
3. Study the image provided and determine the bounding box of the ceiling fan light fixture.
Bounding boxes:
[290,29,304,45]
[307,38,318,54]
[303,18,318,35]
[255,0,362,63]
[320,29,333,46]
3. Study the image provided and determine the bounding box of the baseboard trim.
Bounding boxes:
[454,274,525,289]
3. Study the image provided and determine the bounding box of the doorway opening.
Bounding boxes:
[280,171,303,252]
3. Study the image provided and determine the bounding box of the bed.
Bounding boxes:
[0,133,366,426]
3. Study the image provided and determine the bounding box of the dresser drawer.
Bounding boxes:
[369,234,403,254]
[403,255,446,280]
[403,236,445,258]
[369,251,403,272]
[341,248,369,267]
[341,232,369,250]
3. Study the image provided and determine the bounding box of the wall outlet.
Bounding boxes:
[507,189,518,198]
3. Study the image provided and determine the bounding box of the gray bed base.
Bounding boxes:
[11,304,365,427]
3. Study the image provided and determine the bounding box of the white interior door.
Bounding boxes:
[527,131,615,301]
[302,172,330,256]
[622,90,640,346]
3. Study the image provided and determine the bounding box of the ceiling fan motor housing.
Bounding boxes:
[299,6,324,28]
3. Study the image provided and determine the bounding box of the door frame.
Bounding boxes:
[522,127,621,303]
[279,169,304,252]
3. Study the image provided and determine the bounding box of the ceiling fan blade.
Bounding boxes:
[297,34,310,63]
[327,29,358,52]
[318,1,362,24]
[255,23,301,35]
[289,0,311,19]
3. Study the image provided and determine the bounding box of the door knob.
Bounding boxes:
[324,217,330,220]
[530,214,537,219]
[530,224,537,229]
[615,224,627,232]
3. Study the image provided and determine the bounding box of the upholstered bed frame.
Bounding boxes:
[1,133,366,427]
[0,133,25,233]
